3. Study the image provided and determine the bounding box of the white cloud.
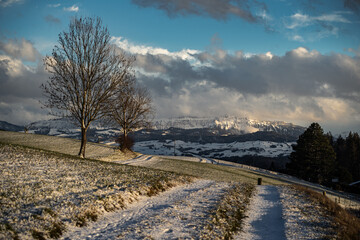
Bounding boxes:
[315,13,350,23]
[286,12,351,29]
[292,35,304,42]
[0,0,23,7]
[64,5,79,12]
[111,36,200,61]
[289,47,320,58]
[284,11,351,42]
[286,13,311,29]
[48,3,60,8]
[0,38,40,62]
[257,9,272,21]
[0,55,25,77]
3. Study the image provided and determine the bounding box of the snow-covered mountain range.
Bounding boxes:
[152,116,304,137]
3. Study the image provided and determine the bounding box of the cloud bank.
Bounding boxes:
[0,39,50,125]
[1,36,359,133]
[112,36,360,132]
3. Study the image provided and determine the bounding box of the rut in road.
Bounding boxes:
[61,180,231,239]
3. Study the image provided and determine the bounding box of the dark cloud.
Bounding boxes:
[116,42,360,130]
[44,15,61,24]
[134,53,201,96]
[134,47,360,102]
[344,0,360,13]
[131,0,267,22]
[0,39,50,125]
[0,59,48,98]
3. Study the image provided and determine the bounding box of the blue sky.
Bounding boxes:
[1,0,359,55]
[0,0,360,133]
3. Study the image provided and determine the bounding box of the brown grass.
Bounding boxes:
[201,183,256,239]
[293,185,360,240]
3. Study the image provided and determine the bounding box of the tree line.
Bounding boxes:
[287,122,360,193]
[42,17,153,158]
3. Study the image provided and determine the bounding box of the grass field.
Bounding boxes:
[0,131,117,159]
[147,157,286,185]
[0,143,191,239]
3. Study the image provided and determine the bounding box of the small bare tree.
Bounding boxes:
[108,79,154,151]
[42,17,134,158]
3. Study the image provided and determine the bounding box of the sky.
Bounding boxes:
[0,0,360,134]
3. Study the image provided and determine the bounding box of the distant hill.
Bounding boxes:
[0,121,24,132]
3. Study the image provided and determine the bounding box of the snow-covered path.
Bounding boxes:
[61,180,230,240]
[236,185,286,240]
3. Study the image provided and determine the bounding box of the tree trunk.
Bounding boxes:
[121,128,127,150]
[78,127,87,158]
[124,128,127,140]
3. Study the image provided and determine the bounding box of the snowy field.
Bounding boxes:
[134,140,295,158]
[0,144,191,239]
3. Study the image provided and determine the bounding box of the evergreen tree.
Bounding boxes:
[287,123,336,184]
[333,135,353,184]
[345,132,360,181]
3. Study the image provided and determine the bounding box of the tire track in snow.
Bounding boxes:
[61,180,230,239]
[235,185,286,240]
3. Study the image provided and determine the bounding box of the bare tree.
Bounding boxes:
[108,79,154,150]
[42,17,134,158]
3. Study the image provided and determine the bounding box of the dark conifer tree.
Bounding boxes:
[287,123,336,184]
[346,132,360,181]
[333,135,353,184]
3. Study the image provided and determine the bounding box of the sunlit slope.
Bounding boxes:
[0,131,116,159]
[0,131,286,185]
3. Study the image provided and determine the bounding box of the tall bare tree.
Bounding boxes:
[108,79,154,150]
[42,17,134,158]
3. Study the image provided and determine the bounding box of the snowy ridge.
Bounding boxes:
[153,116,302,134]
[23,116,305,137]
[27,118,102,130]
